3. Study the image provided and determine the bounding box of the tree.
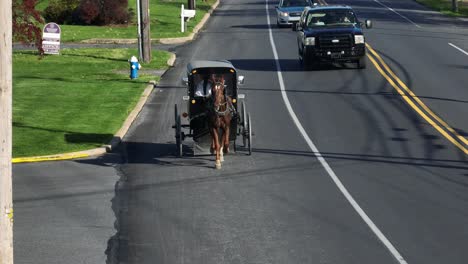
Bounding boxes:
[13,0,44,55]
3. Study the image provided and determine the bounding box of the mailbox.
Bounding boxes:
[181,4,196,32]
[183,9,196,18]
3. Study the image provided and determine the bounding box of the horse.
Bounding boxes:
[208,74,234,169]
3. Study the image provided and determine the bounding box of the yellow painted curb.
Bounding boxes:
[13,53,176,164]
[13,153,90,163]
[13,83,155,163]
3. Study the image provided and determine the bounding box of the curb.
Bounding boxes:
[79,0,220,45]
[167,53,176,67]
[12,79,161,164]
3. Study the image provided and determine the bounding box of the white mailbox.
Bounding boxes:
[183,9,196,18]
[181,4,196,32]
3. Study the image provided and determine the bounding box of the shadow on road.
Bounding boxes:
[230,58,361,72]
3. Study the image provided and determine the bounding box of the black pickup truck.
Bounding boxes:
[294,5,372,69]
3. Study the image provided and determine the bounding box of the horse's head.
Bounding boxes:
[210,74,226,105]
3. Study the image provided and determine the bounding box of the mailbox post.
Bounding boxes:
[181,4,196,33]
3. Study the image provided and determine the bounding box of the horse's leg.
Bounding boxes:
[212,127,221,169]
[209,126,215,155]
[219,126,224,162]
[220,145,224,162]
[223,118,231,154]
[211,136,215,155]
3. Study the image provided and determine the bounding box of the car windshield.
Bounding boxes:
[306,10,356,27]
[280,0,310,7]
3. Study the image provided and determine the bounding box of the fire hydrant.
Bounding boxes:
[129,56,142,79]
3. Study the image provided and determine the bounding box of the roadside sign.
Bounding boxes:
[42,23,61,55]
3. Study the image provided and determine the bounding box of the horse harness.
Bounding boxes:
[189,81,237,122]
[212,81,236,117]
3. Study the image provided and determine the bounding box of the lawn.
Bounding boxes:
[13,48,171,157]
[415,0,468,16]
[35,0,217,42]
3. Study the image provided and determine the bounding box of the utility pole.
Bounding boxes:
[188,0,196,10]
[140,0,151,63]
[0,0,14,263]
[452,0,459,13]
[136,0,143,61]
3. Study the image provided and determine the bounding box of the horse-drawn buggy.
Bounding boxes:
[173,60,252,168]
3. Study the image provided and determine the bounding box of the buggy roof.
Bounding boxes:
[187,60,237,73]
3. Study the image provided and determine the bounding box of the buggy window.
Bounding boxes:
[192,72,235,98]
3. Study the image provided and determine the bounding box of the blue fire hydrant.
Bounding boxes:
[129,56,142,79]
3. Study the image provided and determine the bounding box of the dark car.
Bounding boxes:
[276,0,314,27]
[294,5,372,69]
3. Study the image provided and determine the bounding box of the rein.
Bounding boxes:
[212,81,235,117]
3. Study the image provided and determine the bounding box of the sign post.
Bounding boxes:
[42,23,61,55]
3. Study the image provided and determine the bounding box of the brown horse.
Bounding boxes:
[208,74,233,169]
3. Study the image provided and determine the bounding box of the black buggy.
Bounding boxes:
[173,60,252,157]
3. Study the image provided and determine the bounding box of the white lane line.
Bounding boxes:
[264,1,409,263]
[449,42,468,56]
[373,0,422,28]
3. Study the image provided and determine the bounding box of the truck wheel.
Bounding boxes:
[357,57,367,69]
[302,50,313,69]
[302,55,310,68]
[304,56,320,70]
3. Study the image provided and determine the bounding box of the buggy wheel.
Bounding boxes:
[232,140,237,153]
[174,104,183,157]
[247,113,252,156]
[241,101,248,147]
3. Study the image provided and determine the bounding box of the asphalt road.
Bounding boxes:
[13,0,468,263]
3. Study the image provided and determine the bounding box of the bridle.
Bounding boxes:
[212,80,234,116]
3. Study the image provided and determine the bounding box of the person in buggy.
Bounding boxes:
[195,73,214,98]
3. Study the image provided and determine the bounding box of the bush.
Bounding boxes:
[43,0,80,24]
[101,0,129,24]
[43,0,130,25]
[75,0,100,25]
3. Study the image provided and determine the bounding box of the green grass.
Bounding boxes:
[415,0,468,17]
[35,0,217,42]
[13,48,171,157]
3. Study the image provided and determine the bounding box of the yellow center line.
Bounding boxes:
[366,52,468,154]
[366,43,468,146]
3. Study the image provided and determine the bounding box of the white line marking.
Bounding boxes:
[449,42,468,56]
[264,1,409,263]
[373,0,422,28]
